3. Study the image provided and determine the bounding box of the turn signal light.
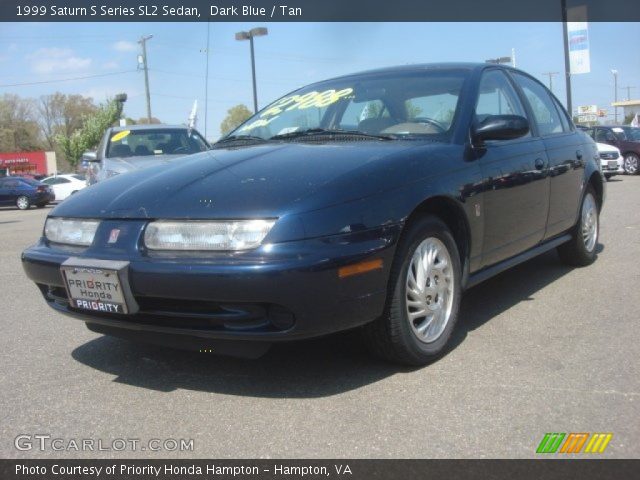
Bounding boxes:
[338,259,383,278]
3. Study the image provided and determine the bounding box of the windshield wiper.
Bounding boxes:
[215,134,268,145]
[269,128,396,141]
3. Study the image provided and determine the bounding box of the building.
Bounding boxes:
[0,151,57,177]
[611,100,640,121]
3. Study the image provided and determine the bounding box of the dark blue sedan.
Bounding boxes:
[0,176,54,210]
[22,63,603,365]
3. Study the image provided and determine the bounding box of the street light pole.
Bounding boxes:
[612,69,618,124]
[138,34,153,123]
[235,27,268,114]
[561,0,573,118]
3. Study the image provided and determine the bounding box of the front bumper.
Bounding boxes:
[22,220,399,350]
[600,158,624,175]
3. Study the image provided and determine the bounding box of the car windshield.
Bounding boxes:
[20,178,40,186]
[106,128,209,158]
[226,69,469,141]
[614,126,640,141]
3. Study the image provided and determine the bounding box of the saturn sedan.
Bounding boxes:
[22,63,603,365]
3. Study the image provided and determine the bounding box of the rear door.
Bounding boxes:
[510,72,585,238]
[475,69,550,267]
[0,178,9,204]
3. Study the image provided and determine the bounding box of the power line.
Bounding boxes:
[0,70,138,88]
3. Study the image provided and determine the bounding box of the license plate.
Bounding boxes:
[61,258,138,314]
[608,160,618,168]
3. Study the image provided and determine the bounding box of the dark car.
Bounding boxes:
[22,63,603,365]
[83,124,210,185]
[0,176,54,210]
[585,125,640,175]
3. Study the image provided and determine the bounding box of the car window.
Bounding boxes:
[107,129,209,158]
[595,129,611,143]
[475,69,530,138]
[338,100,388,131]
[4,179,20,188]
[512,73,564,136]
[551,97,572,132]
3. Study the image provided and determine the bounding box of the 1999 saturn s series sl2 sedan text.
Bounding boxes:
[22,63,604,365]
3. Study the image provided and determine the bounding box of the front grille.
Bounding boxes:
[600,152,618,160]
[37,284,295,332]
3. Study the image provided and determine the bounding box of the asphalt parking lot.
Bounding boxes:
[1,176,639,459]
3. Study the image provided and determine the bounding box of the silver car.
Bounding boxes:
[83,124,210,184]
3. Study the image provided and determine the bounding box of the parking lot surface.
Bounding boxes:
[1,177,639,459]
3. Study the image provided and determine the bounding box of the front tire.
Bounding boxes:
[16,196,30,210]
[557,186,599,266]
[623,153,639,175]
[362,216,462,366]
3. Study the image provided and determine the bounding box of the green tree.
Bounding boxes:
[137,117,162,124]
[38,92,97,149]
[56,97,124,168]
[220,104,253,135]
[0,94,43,151]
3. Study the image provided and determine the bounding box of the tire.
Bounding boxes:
[557,186,599,267]
[36,203,46,208]
[604,174,611,181]
[362,215,462,366]
[623,153,639,175]
[16,195,31,210]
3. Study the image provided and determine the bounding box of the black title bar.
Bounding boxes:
[0,0,639,22]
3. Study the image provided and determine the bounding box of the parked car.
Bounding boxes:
[586,125,640,175]
[595,143,624,180]
[22,63,604,365]
[84,124,210,184]
[41,174,87,202]
[0,176,54,210]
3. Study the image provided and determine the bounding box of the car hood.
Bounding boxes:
[53,141,437,220]
[595,142,619,153]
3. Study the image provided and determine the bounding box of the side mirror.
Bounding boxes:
[82,151,98,162]
[473,115,529,143]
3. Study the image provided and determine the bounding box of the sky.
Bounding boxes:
[1,22,639,141]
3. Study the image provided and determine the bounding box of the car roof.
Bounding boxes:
[110,124,191,132]
[310,62,520,85]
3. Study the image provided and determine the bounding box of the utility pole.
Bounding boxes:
[561,0,573,118]
[543,72,559,92]
[612,69,618,124]
[621,85,636,101]
[204,23,210,139]
[138,35,153,123]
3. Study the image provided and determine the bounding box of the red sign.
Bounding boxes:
[0,151,48,175]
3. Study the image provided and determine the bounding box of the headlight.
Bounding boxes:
[44,218,99,246]
[144,220,276,251]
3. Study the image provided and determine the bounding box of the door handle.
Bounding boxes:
[576,150,583,160]
[534,158,545,170]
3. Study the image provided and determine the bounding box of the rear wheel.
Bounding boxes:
[16,196,30,210]
[623,153,639,175]
[557,186,599,266]
[362,216,461,365]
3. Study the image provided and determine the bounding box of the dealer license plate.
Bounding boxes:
[61,258,136,314]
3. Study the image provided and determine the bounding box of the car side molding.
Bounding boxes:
[465,234,572,289]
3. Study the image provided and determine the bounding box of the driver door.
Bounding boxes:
[475,69,550,267]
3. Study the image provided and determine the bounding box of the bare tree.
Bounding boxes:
[38,93,97,148]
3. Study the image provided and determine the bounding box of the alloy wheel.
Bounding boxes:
[581,193,598,253]
[624,154,639,175]
[405,237,454,343]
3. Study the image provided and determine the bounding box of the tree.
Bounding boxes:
[38,93,97,149]
[56,97,124,168]
[0,94,43,151]
[220,104,253,135]
[137,117,162,124]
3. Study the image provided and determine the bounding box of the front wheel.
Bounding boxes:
[16,196,30,210]
[623,153,639,175]
[557,186,599,266]
[362,216,461,365]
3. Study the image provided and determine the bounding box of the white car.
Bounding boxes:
[596,142,624,181]
[41,174,87,201]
